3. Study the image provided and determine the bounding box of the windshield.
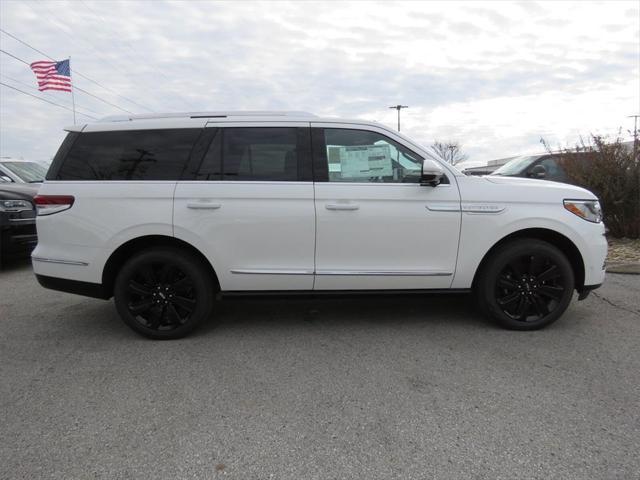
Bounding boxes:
[492,156,541,176]
[1,161,47,183]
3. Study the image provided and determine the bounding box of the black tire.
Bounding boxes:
[475,239,575,330]
[114,248,215,339]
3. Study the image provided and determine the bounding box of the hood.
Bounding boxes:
[0,183,40,201]
[483,175,597,200]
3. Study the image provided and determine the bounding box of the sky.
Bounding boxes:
[0,0,638,166]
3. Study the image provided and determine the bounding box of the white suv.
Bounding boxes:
[32,111,607,339]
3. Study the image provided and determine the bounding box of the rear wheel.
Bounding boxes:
[114,248,214,339]
[475,239,575,330]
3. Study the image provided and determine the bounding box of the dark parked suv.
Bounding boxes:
[0,183,39,266]
[491,154,569,183]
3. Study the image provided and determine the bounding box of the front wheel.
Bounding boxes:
[114,248,215,339]
[475,239,575,330]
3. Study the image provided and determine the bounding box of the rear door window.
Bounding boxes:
[194,127,310,181]
[54,129,201,180]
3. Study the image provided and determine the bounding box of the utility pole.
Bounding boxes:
[389,105,408,131]
[630,115,640,221]
[629,115,639,160]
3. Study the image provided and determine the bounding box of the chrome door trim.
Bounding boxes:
[230,268,315,275]
[315,269,452,276]
[32,257,89,266]
[426,203,461,212]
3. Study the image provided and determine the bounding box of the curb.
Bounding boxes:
[606,262,640,275]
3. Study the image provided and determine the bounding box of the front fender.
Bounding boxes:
[451,204,606,288]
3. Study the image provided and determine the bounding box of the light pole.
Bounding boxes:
[448,144,456,164]
[389,105,408,131]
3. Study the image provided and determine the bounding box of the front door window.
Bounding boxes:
[323,129,423,183]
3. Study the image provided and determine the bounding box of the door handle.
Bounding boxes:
[325,204,359,211]
[186,202,221,210]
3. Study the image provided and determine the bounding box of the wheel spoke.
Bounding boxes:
[171,295,196,313]
[497,291,520,306]
[128,280,153,296]
[166,303,184,325]
[147,306,163,329]
[515,296,528,319]
[129,299,153,314]
[497,277,518,290]
[509,259,524,278]
[537,264,561,282]
[538,285,564,300]
[531,294,550,317]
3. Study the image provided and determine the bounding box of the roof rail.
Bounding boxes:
[98,111,317,122]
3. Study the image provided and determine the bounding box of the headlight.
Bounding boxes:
[0,199,33,212]
[563,199,602,223]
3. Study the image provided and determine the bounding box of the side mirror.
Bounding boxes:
[529,164,546,179]
[420,159,445,187]
[0,175,13,183]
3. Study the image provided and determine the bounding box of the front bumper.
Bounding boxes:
[0,213,37,256]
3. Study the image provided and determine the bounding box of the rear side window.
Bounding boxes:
[194,127,309,181]
[53,129,201,180]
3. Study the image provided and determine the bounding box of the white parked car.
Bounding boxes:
[32,112,607,339]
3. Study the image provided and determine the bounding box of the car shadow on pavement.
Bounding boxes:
[0,255,33,272]
[62,293,488,340]
[197,293,489,337]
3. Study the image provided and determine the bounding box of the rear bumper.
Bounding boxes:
[35,274,111,300]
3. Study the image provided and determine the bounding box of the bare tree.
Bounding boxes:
[428,141,468,165]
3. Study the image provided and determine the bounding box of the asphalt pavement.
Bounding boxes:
[1,259,639,480]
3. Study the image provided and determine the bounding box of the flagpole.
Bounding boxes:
[69,56,76,124]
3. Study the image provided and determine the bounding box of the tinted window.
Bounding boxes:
[55,129,201,180]
[537,158,567,181]
[196,127,308,181]
[1,161,47,182]
[323,129,423,183]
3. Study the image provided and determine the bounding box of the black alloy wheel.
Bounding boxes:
[114,248,214,339]
[476,239,575,330]
[495,254,566,322]
[126,262,196,330]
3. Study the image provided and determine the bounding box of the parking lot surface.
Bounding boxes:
[1,260,639,479]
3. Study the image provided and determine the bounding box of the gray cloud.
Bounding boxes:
[0,0,637,163]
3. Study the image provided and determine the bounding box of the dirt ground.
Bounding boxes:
[607,237,640,263]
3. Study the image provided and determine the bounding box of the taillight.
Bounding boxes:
[34,195,75,216]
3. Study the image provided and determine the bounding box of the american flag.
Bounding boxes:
[30,59,72,92]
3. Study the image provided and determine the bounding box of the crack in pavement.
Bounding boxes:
[592,291,640,318]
